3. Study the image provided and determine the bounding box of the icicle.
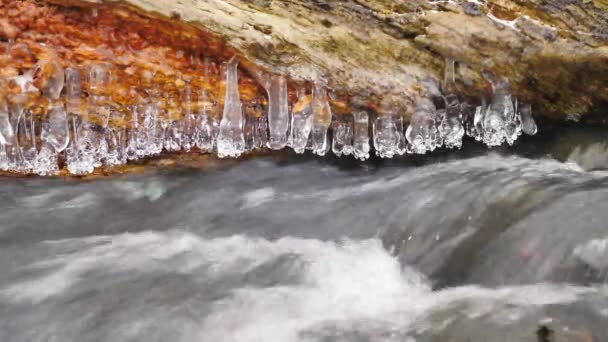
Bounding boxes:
[39,59,65,101]
[289,92,313,154]
[254,115,268,149]
[88,63,111,128]
[520,103,538,135]
[181,84,196,152]
[311,82,332,156]
[195,112,217,153]
[17,108,37,172]
[65,68,82,115]
[102,127,120,166]
[331,115,354,157]
[396,116,407,155]
[373,115,400,158]
[438,95,465,149]
[164,91,183,152]
[438,58,465,149]
[146,103,164,155]
[264,75,290,150]
[0,143,7,171]
[0,98,13,146]
[194,58,219,153]
[45,103,69,152]
[443,58,456,91]
[34,130,59,176]
[482,77,511,147]
[216,57,245,158]
[405,98,439,154]
[126,104,141,160]
[353,110,370,161]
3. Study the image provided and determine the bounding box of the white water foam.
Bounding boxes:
[0,230,601,342]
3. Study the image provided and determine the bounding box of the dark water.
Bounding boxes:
[0,127,607,341]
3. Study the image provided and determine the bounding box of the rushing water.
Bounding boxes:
[0,126,607,341]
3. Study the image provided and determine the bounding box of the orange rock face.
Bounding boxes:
[0,0,276,124]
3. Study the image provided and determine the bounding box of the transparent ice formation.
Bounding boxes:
[0,99,13,146]
[46,104,69,152]
[180,85,196,152]
[311,83,332,156]
[373,115,401,158]
[438,58,465,149]
[353,111,370,161]
[65,68,82,115]
[519,103,538,136]
[263,75,290,150]
[331,115,354,157]
[0,50,543,175]
[216,58,245,158]
[289,93,314,154]
[39,59,65,101]
[482,78,516,147]
[405,98,439,155]
[437,95,465,149]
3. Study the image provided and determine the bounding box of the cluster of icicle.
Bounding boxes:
[389,58,539,158]
[0,57,537,176]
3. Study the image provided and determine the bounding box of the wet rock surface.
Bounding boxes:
[51,0,608,120]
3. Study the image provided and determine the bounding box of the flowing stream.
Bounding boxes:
[0,126,607,341]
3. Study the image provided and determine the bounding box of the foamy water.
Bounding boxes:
[1,150,607,341]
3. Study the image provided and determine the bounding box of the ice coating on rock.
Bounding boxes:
[311,83,332,156]
[289,94,313,154]
[331,115,354,157]
[216,58,245,158]
[39,59,65,101]
[373,116,401,158]
[265,75,290,150]
[353,111,370,161]
[520,103,538,136]
[406,99,439,154]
